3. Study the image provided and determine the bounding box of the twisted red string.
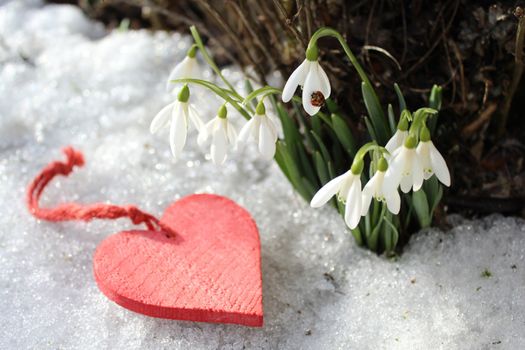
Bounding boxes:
[26,147,175,236]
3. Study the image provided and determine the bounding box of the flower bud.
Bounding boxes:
[255,101,266,115]
[187,45,197,58]
[351,158,364,175]
[420,126,431,142]
[217,104,228,119]
[177,84,190,103]
[404,135,417,149]
[397,116,409,131]
[305,44,319,61]
[377,157,388,172]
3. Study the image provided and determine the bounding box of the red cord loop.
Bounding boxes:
[26,146,175,236]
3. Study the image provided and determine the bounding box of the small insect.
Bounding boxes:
[310,91,325,107]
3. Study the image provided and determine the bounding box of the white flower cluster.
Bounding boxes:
[152,40,450,228]
[150,49,278,165]
[309,121,450,230]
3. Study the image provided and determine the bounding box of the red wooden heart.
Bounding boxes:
[93,194,263,327]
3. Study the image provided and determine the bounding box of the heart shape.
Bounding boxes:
[93,194,263,327]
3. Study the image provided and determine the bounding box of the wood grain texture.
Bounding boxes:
[93,194,263,327]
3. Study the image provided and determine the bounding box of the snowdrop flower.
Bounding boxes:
[166,45,200,92]
[361,158,401,216]
[385,118,409,155]
[150,84,204,161]
[310,160,364,229]
[416,127,451,186]
[197,104,237,165]
[237,101,278,160]
[384,135,424,193]
[282,45,331,116]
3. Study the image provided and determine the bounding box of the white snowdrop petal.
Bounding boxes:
[187,105,204,131]
[385,130,407,155]
[360,191,373,217]
[317,63,331,98]
[282,60,310,102]
[211,123,228,165]
[344,179,362,229]
[197,119,215,147]
[310,171,349,208]
[265,116,278,141]
[226,121,237,146]
[250,116,262,141]
[258,117,277,160]
[187,57,201,79]
[166,58,189,92]
[417,142,433,180]
[384,155,403,190]
[169,103,187,160]
[238,118,256,144]
[412,152,424,192]
[400,174,412,193]
[384,188,401,215]
[301,65,323,116]
[429,142,451,186]
[150,102,173,134]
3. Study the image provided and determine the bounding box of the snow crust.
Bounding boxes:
[1,1,525,349]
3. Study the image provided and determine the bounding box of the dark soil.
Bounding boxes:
[50,0,525,218]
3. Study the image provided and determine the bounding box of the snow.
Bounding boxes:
[1,1,525,349]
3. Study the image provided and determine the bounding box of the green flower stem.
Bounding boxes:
[308,27,374,93]
[171,78,252,120]
[353,142,388,163]
[189,26,242,101]
[408,108,438,138]
[242,86,282,105]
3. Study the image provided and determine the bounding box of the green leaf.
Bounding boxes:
[366,203,387,252]
[412,190,431,228]
[423,176,443,217]
[351,227,364,246]
[244,79,257,109]
[387,104,396,135]
[310,130,331,162]
[361,82,388,144]
[325,98,340,114]
[274,143,291,181]
[331,113,357,157]
[394,83,407,112]
[297,142,319,188]
[276,141,310,201]
[364,117,378,141]
[276,103,301,145]
[330,138,346,174]
[430,185,443,217]
[383,213,399,253]
[428,85,442,134]
[311,114,322,137]
[313,151,330,184]
[429,85,442,111]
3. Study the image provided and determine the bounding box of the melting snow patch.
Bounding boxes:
[1,1,524,349]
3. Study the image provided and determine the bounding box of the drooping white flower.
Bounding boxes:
[385,129,408,155]
[361,159,401,216]
[197,105,237,165]
[282,51,331,116]
[166,46,200,92]
[384,136,424,193]
[310,161,363,229]
[237,102,278,160]
[416,140,451,186]
[385,117,409,155]
[150,85,203,161]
